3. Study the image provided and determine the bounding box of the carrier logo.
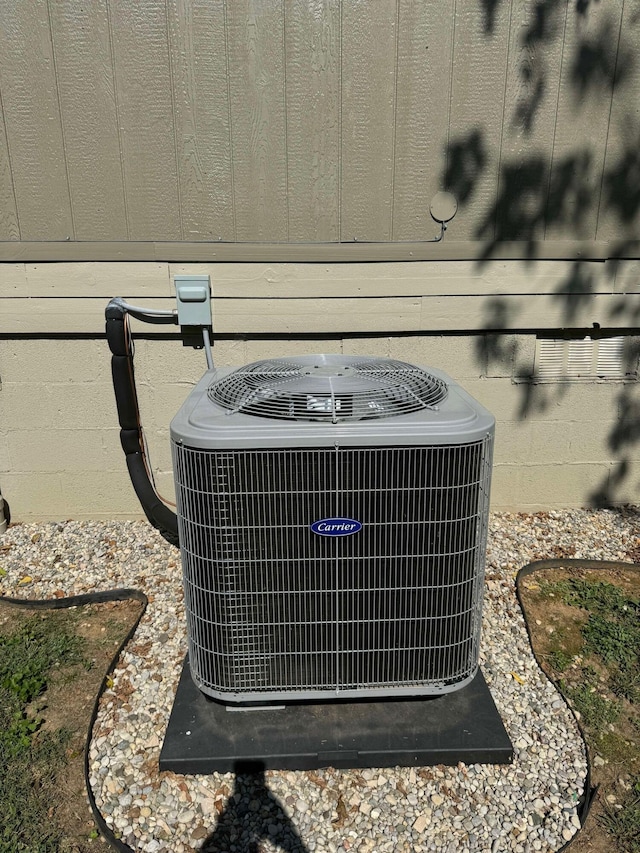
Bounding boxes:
[310,517,362,536]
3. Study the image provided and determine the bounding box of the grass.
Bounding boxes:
[531,573,640,852]
[600,774,640,853]
[561,682,621,729]
[0,598,142,853]
[0,612,87,853]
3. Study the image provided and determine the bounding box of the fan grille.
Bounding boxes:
[207,355,448,422]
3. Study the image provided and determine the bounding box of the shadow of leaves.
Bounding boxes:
[570,17,633,99]
[444,129,487,206]
[480,0,504,34]
[604,134,640,226]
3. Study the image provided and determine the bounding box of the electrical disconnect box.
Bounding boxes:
[174,275,212,347]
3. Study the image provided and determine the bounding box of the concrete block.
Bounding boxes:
[491,421,532,465]
[387,336,484,378]
[102,429,125,464]
[152,470,177,504]
[491,410,623,468]
[568,421,622,464]
[491,463,611,511]
[59,471,144,518]
[484,334,536,379]
[474,378,623,424]
[136,383,196,432]
[7,430,110,472]
[0,339,111,384]
[603,459,640,506]
[460,378,521,422]
[520,463,611,508]
[0,435,9,472]
[101,426,173,479]
[489,465,523,511]
[527,421,574,464]
[210,339,248,368]
[0,472,64,521]
[143,429,174,475]
[133,339,208,385]
[342,338,390,357]
[522,382,622,423]
[2,382,117,430]
[244,339,343,362]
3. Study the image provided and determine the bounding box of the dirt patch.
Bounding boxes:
[0,598,143,852]
[519,565,640,853]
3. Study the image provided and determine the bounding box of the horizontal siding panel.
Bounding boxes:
[0,259,624,298]
[0,239,628,263]
[20,262,170,297]
[613,259,640,294]
[0,292,627,335]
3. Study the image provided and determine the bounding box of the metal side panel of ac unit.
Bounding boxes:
[171,446,493,699]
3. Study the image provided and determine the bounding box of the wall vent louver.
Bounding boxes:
[171,354,494,703]
[534,336,636,380]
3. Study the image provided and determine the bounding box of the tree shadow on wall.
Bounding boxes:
[604,136,640,225]
[480,0,504,34]
[447,0,640,506]
[201,762,309,853]
[443,130,487,208]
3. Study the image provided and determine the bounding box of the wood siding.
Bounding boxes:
[0,0,638,257]
[2,258,638,335]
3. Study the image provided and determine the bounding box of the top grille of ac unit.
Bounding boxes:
[207,354,448,422]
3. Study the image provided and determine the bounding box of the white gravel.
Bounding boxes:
[1,508,639,853]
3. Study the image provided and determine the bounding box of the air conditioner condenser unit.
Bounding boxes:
[170,354,494,705]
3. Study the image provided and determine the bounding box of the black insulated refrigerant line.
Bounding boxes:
[105,298,180,548]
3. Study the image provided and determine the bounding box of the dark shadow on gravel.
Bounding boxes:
[201,761,309,853]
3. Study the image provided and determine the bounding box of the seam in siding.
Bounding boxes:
[445,0,458,181]
[45,0,76,240]
[543,0,570,241]
[390,0,400,241]
[493,0,516,244]
[165,0,184,241]
[338,1,343,244]
[0,79,21,239]
[105,0,131,240]
[282,0,290,242]
[594,0,626,240]
[223,0,237,242]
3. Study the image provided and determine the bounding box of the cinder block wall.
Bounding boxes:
[1,331,638,521]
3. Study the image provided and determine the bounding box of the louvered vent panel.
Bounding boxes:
[535,337,635,380]
[172,439,492,701]
[596,339,629,377]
